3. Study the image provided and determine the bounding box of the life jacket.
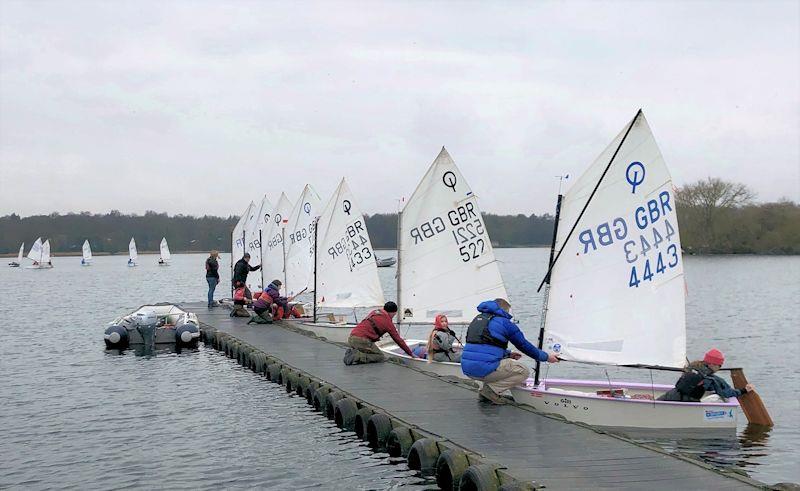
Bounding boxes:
[675,370,706,400]
[233,287,246,302]
[431,329,458,353]
[465,313,506,350]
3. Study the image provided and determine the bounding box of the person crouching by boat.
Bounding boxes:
[248,288,274,324]
[343,302,416,365]
[230,281,252,317]
[658,349,755,402]
[423,314,462,363]
[263,279,301,320]
[461,299,559,405]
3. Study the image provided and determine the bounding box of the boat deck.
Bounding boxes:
[187,302,759,490]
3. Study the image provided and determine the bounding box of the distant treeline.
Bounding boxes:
[1,179,797,255]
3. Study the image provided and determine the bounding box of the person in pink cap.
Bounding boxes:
[658,349,755,402]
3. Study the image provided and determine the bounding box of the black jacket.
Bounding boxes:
[232,258,260,286]
[205,257,220,279]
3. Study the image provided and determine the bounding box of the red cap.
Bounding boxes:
[704,348,725,366]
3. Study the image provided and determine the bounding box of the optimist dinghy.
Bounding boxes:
[158,237,171,266]
[128,238,138,267]
[26,238,53,269]
[81,240,92,266]
[104,304,200,349]
[376,338,466,379]
[9,242,23,267]
[509,110,741,430]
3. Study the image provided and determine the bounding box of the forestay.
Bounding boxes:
[261,192,294,290]
[27,238,43,262]
[543,110,686,367]
[315,178,385,308]
[284,185,321,297]
[231,201,254,265]
[82,240,92,262]
[244,196,273,291]
[398,147,507,323]
[159,238,171,261]
[128,238,138,262]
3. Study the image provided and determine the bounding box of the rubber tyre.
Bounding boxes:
[280,368,293,390]
[386,426,414,458]
[305,381,321,404]
[313,386,331,412]
[333,398,359,430]
[459,464,500,491]
[436,448,470,490]
[354,407,374,440]
[324,390,344,419]
[408,438,441,474]
[366,413,393,450]
[295,376,310,396]
[267,363,283,383]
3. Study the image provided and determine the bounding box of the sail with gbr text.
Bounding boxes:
[261,192,294,291]
[398,147,507,323]
[284,185,321,297]
[316,178,385,309]
[543,110,686,368]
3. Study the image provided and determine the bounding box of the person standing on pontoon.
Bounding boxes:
[658,349,755,402]
[343,302,416,365]
[461,298,559,405]
[205,250,220,308]
[232,252,260,300]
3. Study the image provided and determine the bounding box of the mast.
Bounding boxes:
[313,217,318,323]
[282,227,287,293]
[534,194,563,386]
[259,229,264,290]
[395,210,402,323]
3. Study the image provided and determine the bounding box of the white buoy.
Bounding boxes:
[106,332,121,344]
[180,330,193,343]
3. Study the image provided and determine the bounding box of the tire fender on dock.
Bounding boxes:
[280,368,293,389]
[354,407,375,440]
[305,381,321,404]
[333,398,359,430]
[312,385,332,412]
[366,413,393,450]
[408,438,441,474]
[295,376,311,396]
[386,426,415,458]
[436,448,470,490]
[459,463,501,491]
[267,363,283,383]
[324,390,345,419]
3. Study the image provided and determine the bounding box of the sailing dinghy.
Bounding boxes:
[158,238,171,265]
[260,192,294,293]
[377,148,507,377]
[9,242,23,267]
[128,238,138,267]
[82,240,92,266]
[283,184,321,298]
[243,196,273,290]
[509,110,740,429]
[26,238,53,269]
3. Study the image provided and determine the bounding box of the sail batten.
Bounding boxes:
[543,111,686,368]
[315,178,385,309]
[398,147,507,323]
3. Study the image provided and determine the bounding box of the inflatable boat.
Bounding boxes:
[104,304,200,349]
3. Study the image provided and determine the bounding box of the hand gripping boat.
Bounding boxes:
[104,304,200,349]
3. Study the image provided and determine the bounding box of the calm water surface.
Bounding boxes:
[0,249,797,487]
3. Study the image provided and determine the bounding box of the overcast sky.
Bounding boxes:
[1,0,798,218]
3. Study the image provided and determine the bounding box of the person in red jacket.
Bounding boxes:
[343,301,415,365]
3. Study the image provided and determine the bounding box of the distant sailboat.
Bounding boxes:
[9,242,23,267]
[26,238,54,269]
[41,240,53,268]
[82,240,92,266]
[158,238,171,266]
[128,238,138,267]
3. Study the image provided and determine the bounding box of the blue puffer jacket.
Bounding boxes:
[461,300,549,378]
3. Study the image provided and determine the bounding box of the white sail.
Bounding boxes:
[315,178,385,308]
[284,185,322,296]
[82,240,92,262]
[41,240,51,264]
[17,243,24,263]
[159,238,171,261]
[129,238,138,262]
[244,196,273,291]
[543,110,686,368]
[398,147,507,323]
[261,192,294,290]
[231,201,255,264]
[27,238,43,262]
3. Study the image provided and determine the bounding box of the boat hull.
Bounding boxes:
[377,339,466,379]
[105,304,200,348]
[510,378,739,429]
[292,320,353,343]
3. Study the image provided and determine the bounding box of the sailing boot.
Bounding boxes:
[478,384,506,405]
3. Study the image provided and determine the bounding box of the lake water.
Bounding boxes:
[0,249,797,487]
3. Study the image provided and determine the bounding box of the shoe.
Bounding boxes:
[478,384,506,405]
[343,348,356,366]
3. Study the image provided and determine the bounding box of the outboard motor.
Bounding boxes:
[104,324,129,349]
[134,310,158,351]
[175,322,200,346]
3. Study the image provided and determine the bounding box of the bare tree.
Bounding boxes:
[676,178,755,252]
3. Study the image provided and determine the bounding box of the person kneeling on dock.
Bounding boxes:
[461,299,559,405]
[343,302,416,365]
[248,289,274,324]
[264,279,301,320]
[658,349,755,402]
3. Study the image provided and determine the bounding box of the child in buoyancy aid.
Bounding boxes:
[411,314,463,363]
[658,349,755,402]
[248,289,274,323]
[264,279,301,320]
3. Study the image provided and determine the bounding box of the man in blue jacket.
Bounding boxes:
[461,298,559,404]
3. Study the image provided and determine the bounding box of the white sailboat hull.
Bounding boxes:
[293,320,353,343]
[510,378,739,430]
[25,265,53,269]
[377,339,466,379]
